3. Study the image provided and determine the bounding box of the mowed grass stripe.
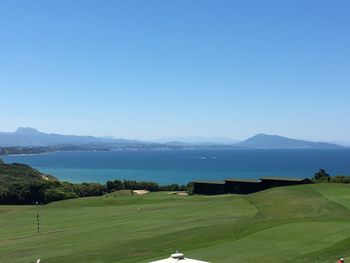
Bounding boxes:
[311,184,350,211]
[186,222,350,263]
[246,185,350,220]
[1,185,350,262]
[0,193,256,263]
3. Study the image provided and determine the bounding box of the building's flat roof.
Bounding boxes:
[260,176,307,182]
[225,178,261,183]
[191,180,226,185]
[192,177,311,184]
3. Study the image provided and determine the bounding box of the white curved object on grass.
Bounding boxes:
[149,252,210,263]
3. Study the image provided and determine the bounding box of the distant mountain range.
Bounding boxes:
[0,127,344,149]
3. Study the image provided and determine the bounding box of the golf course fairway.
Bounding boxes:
[1,184,350,263]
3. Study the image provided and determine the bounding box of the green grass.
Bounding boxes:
[1,184,350,262]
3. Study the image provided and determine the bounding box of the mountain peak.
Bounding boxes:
[14,127,42,135]
[252,133,280,138]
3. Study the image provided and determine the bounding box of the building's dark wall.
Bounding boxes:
[301,178,313,184]
[260,179,305,190]
[193,183,226,195]
[193,178,313,195]
[225,181,262,194]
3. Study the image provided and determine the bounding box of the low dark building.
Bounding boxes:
[192,180,226,195]
[260,176,313,190]
[191,176,313,195]
[225,178,262,194]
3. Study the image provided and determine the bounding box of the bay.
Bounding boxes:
[3,149,350,185]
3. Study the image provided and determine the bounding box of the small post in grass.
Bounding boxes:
[35,201,40,233]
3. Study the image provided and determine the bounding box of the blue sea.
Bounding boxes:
[3,149,350,185]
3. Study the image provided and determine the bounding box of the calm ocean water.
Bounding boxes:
[3,149,350,185]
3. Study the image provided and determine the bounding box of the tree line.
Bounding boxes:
[106,179,186,192]
[0,179,188,205]
[0,180,105,205]
[312,169,350,183]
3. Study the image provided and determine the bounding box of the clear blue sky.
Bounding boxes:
[0,0,349,142]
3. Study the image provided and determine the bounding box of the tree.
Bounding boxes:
[106,180,124,192]
[186,182,194,195]
[313,169,331,183]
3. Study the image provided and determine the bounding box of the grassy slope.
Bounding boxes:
[1,184,350,263]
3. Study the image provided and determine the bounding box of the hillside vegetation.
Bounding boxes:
[0,161,186,204]
[0,161,58,191]
[1,184,350,263]
[0,161,105,204]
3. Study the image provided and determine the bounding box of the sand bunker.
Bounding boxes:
[168,192,189,196]
[133,190,149,195]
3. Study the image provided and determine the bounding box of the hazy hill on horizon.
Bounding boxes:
[0,127,139,147]
[237,133,342,149]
